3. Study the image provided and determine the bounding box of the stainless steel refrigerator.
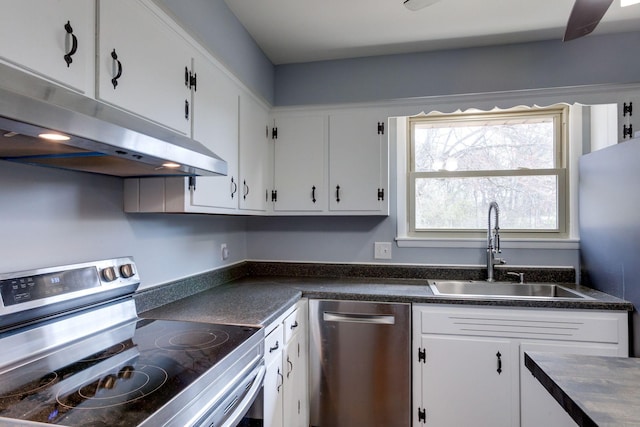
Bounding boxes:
[579,137,640,355]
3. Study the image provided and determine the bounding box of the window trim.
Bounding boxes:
[405,105,569,239]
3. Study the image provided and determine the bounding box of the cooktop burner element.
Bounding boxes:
[155,329,230,352]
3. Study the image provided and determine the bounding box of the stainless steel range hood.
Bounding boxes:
[0,64,227,177]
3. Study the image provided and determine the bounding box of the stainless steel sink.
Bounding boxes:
[428,280,593,300]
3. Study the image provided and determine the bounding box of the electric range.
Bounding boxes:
[0,257,264,426]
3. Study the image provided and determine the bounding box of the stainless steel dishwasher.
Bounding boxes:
[309,299,411,427]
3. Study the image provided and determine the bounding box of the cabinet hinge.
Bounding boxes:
[623,102,633,116]
[271,190,278,202]
[418,407,426,423]
[418,347,426,363]
[272,127,278,139]
[189,71,197,92]
[377,188,385,201]
[377,121,385,135]
[623,124,633,139]
[188,176,196,191]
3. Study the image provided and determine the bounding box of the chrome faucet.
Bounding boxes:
[487,201,506,282]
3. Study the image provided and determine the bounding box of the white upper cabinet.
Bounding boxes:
[239,93,271,212]
[189,52,240,212]
[272,114,327,212]
[96,0,194,135]
[270,110,389,215]
[329,111,389,214]
[0,0,94,94]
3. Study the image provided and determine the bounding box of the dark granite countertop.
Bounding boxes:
[140,274,632,328]
[525,352,640,427]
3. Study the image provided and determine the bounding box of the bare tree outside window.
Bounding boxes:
[409,107,567,235]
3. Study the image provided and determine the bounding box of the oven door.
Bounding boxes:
[195,362,265,427]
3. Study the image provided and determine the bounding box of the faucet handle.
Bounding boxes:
[507,271,525,284]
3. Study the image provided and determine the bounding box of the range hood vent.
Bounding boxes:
[0,64,227,178]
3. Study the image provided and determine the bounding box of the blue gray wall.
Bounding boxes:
[155,0,275,104]
[0,162,248,289]
[274,31,640,106]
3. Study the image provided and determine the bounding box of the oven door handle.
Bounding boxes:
[220,362,266,427]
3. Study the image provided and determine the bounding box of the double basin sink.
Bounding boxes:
[429,280,593,300]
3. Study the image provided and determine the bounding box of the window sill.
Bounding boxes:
[396,237,580,250]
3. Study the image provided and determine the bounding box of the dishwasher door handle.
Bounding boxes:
[323,312,396,325]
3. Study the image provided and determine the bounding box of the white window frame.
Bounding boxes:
[396,104,581,249]
[408,106,568,239]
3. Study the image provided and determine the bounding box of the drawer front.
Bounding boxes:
[414,304,627,344]
[265,323,284,365]
[284,308,302,343]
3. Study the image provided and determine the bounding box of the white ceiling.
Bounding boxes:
[223,0,640,65]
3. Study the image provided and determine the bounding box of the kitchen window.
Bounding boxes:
[407,105,568,239]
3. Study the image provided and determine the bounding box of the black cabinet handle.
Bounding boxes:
[184,99,189,120]
[243,180,249,200]
[287,356,293,378]
[185,66,189,87]
[312,186,316,203]
[290,320,299,330]
[230,177,237,199]
[496,351,502,374]
[336,185,341,203]
[269,341,279,353]
[110,49,122,89]
[63,21,78,67]
[277,367,284,392]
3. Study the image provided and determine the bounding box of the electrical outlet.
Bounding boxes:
[374,242,392,259]
[221,243,229,260]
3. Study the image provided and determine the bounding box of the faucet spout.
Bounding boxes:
[487,201,505,282]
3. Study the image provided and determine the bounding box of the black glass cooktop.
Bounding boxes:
[0,319,260,426]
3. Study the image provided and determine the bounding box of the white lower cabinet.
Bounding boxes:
[263,299,308,427]
[416,334,515,426]
[412,304,628,427]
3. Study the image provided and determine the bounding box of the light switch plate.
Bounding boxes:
[374,242,392,259]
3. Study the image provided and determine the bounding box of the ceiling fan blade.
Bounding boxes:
[563,0,614,41]
[403,0,443,11]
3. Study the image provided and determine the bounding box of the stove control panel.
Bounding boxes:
[0,257,139,315]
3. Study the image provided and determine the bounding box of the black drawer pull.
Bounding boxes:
[336,185,341,203]
[111,49,123,89]
[290,321,299,330]
[230,177,237,199]
[269,341,279,353]
[496,351,502,374]
[63,21,78,67]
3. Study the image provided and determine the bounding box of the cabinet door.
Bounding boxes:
[264,354,284,427]
[96,0,193,135]
[272,115,326,212]
[0,0,94,94]
[283,332,304,427]
[283,302,308,427]
[416,335,514,427]
[329,112,388,213]
[189,53,239,211]
[520,341,620,427]
[239,93,271,212]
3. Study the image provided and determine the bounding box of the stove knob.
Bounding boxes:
[101,267,117,282]
[102,374,117,390]
[119,264,135,279]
